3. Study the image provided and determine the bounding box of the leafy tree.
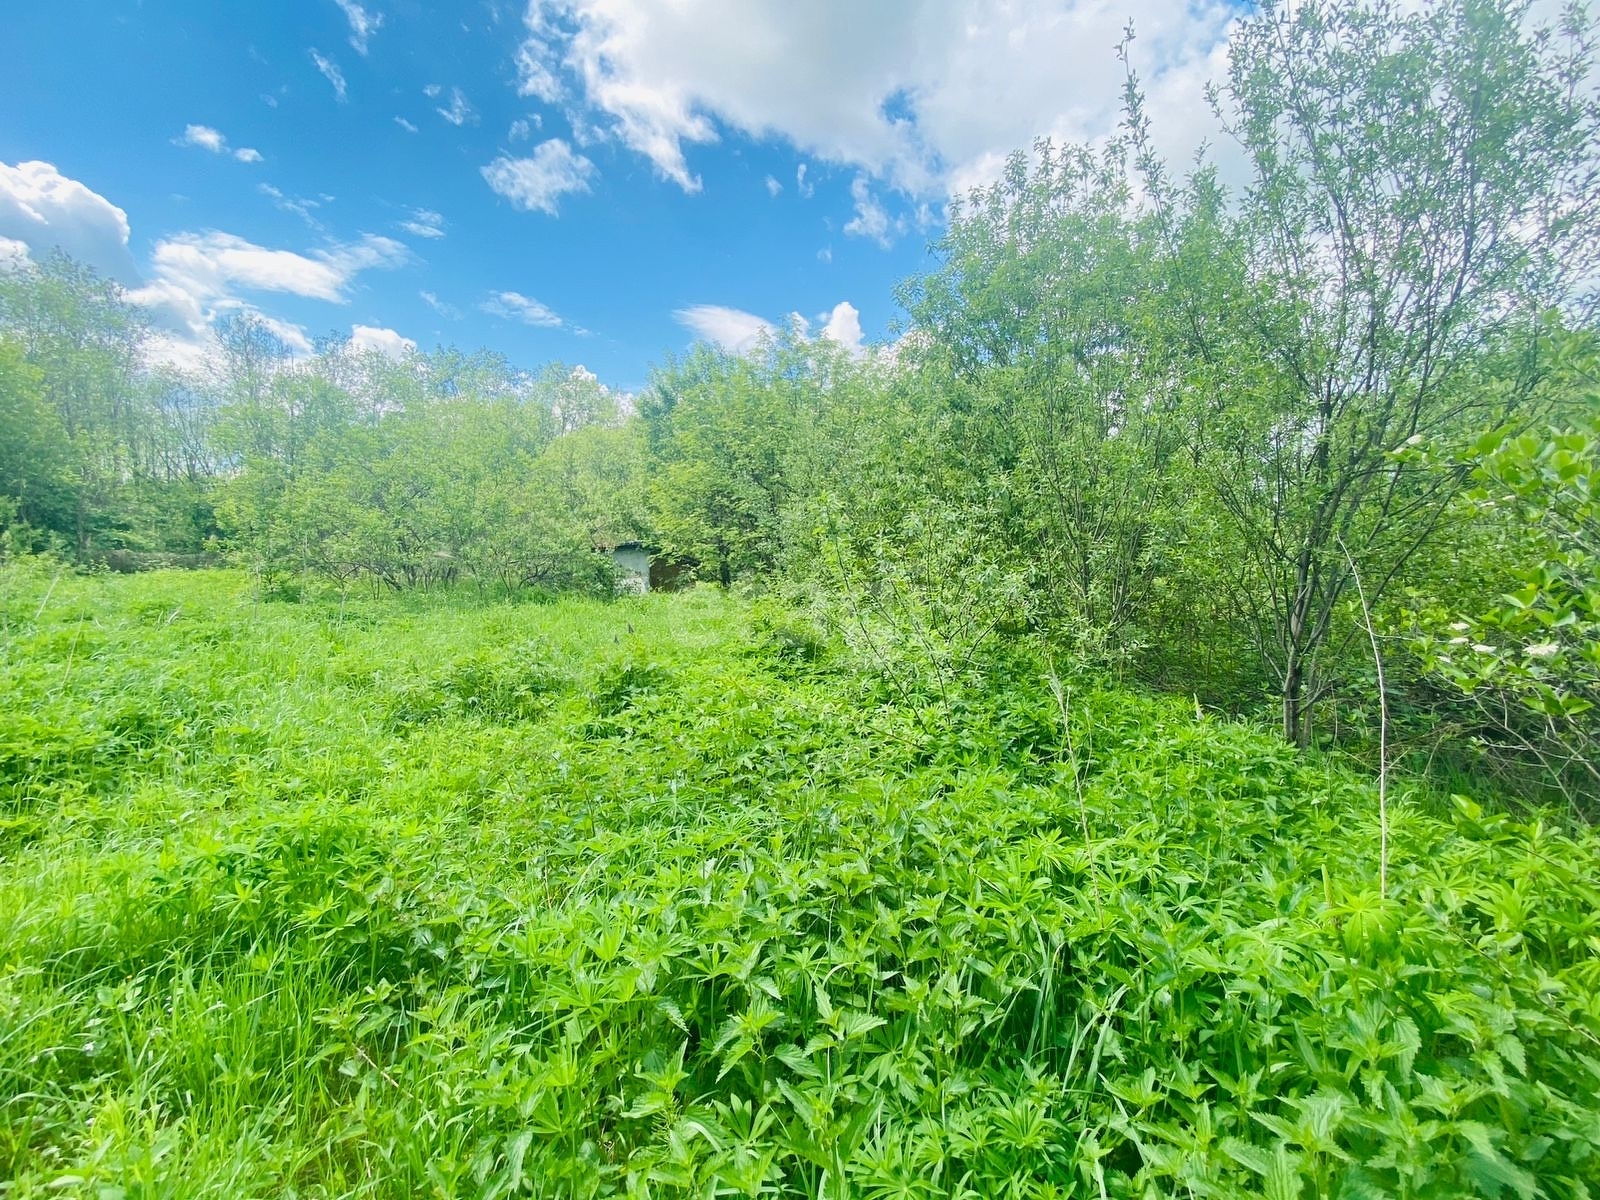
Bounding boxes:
[0,338,74,547]
[901,140,1189,663]
[0,253,148,556]
[1141,0,1600,744]
[643,340,829,586]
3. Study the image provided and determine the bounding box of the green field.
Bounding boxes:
[2,566,1598,1198]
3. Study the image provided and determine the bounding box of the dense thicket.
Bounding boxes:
[2,0,1598,808]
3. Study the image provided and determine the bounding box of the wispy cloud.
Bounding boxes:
[482,290,563,327]
[258,183,324,229]
[673,304,775,354]
[399,208,445,239]
[310,50,348,102]
[420,290,461,319]
[842,174,895,248]
[334,0,383,55]
[394,116,418,133]
[434,86,475,126]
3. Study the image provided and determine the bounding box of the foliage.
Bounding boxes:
[1406,417,1600,816]
[2,567,1599,1197]
[1155,0,1600,746]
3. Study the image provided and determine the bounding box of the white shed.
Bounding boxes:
[610,542,652,593]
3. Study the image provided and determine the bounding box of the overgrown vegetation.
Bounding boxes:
[4,0,1600,1190]
[2,566,1598,1197]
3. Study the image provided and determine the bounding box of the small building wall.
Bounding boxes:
[611,544,651,593]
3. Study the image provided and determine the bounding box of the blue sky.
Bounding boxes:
[0,0,1238,391]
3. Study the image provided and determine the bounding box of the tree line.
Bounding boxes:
[3,0,1597,811]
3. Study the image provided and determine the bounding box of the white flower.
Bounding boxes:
[1449,621,1471,633]
[1472,643,1497,654]
[1525,641,1560,659]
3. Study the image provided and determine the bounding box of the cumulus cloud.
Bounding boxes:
[178,124,226,153]
[482,290,565,327]
[311,50,348,101]
[0,159,139,283]
[509,117,537,141]
[819,300,864,353]
[481,140,596,215]
[350,323,415,357]
[514,0,1237,200]
[400,208,446,238]
[673,304,775,354]
[764,174,782,197]
[334,0,383,55]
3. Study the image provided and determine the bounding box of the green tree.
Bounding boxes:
[0,338,74,547]
[1148,0,1600,744]
[0,253,148,556]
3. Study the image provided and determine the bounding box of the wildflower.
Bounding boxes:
[1525,641,1560,658]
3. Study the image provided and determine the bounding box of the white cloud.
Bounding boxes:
[481,140,596,215]
[673,304,775,354]
[139,231,404,306]
[842,174,894,247]
[335,0,383,55]
[764,174,782,197]
[516,39,564,102]
[819,300,864,354]
[394,116,419,133]
[482,289,564,327]
[400,207,446,238]
[436,86,475,126]
[420,289,461,319]
[515,0,1236,199]
[796,162,814,198]
[816,245,832,263]
[311,50,348,102]
[128,231,409,354]
[0,236,30,272]
[509,117,537,141]
[259,183,325,228]
[350,323,415,357]
[0,159,139,283]
[252,313,315,358]
[178,124,227,153]
[176,124,262,163]
[677,298,865,356]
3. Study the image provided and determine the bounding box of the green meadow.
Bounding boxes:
[2,564,1597,1198]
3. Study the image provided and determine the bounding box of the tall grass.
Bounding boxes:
[2,565,1597,1197]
